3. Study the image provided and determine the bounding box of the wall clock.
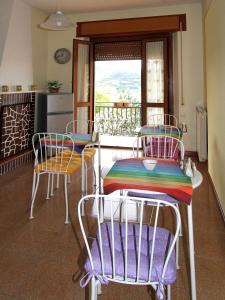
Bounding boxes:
[54,48,71,64]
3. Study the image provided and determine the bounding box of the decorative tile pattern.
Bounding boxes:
[1,104,32,159]
[0,92,35,175]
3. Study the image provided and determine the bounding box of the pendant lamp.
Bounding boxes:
[40,11,74,31]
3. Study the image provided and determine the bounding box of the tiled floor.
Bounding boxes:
[0,149,224,300]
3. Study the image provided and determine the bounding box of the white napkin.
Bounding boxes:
[185,157,193,177]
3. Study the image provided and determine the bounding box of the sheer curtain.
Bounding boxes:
[146,41,164,124]
[77,44,90,130]
[146,41,164,103]
[78,44,89,103]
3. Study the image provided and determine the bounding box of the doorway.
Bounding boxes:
[94,59,141,147]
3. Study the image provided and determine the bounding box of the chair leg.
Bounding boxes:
[81,158,87,217]
[90,277,97,300]
[187,203,197,300]
[176,235,180,270]
[56,174,60,188]
[175,204,181,269]
[31,170,37,198]
[29,173,40,219]
[81,156,85,197]
[64,175,70,224]
[175,203,183,236]
[46,173,51,199]
[167,285,171,300]
[92,156,97,192]
[51,173,54,196]
[96,281,102,295]
[98,144,101,194]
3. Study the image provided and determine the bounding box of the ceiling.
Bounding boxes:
[23,0,200,14]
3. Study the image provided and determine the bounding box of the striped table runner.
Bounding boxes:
[43,134,92,153]
[103,158,192,204]
[139,125,182,140]
[68,133,92,145]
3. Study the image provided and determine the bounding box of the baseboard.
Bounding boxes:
[208,172,225,224]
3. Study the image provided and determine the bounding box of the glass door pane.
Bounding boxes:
[146,41,164,104]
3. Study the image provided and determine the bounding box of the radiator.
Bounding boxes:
[196,106,207,161]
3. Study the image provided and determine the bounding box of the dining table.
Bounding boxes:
[103,157,202,300]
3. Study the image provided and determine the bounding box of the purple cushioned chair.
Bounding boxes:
[78,194,181,300]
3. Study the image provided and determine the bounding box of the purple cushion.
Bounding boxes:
[127,191,178,204]
[85,222,176,285]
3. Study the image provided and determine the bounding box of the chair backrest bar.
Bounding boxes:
[148,114,178,127]
[66,120,95,134]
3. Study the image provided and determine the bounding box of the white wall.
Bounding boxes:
[0,0,14,65]
[0,0,33,91]
[204,0,225,213]
[47,29,74,93]
[47,2,204,151]
[31,7,48,90]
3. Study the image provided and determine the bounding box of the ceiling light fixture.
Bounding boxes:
[40,10,74,31]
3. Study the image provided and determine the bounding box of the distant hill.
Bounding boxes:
[96,71,140,92]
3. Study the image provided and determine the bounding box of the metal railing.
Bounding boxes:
[95,102,141,136]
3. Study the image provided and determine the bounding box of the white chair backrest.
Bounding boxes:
[142,135,184,161]
[148,114,178,127]
[66,120,95,134]
[78,194,180,286]
[32,132,74,174]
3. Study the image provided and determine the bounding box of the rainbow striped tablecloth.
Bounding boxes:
[43,134,93,153]
[103,158,192,204]
[139,125,182,140]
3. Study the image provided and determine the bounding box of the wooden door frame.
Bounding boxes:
[72,39,94,125]
[89,33,173,125]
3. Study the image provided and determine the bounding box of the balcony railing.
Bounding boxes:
[95,102,141,136]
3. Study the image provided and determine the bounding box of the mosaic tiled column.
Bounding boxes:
[0,92,35,175]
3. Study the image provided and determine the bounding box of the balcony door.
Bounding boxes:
[142,37,171,125]
[73,35,173,139]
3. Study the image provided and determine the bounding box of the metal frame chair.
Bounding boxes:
[133,125,182,156]
[78,194,181,300]
[29,132,81,224]
[65,120,101,215]
[133,132,184,160]
[148,114,178,127]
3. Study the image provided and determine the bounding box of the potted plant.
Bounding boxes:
[47,80,62,93]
